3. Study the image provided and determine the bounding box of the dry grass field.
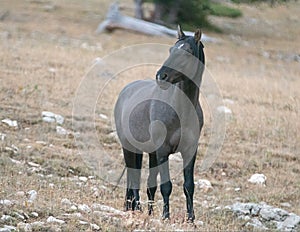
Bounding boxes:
[0,0,299,231]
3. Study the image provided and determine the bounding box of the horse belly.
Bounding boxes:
[114,80,156,152]
[149,100,181,151]
[128,100,151,143]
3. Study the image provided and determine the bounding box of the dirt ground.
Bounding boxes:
[0,0,299,231]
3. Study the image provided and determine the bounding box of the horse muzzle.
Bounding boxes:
[156,69,171,90]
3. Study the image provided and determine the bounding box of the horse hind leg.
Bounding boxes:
[123,148,143,211]
[147,152,158,215]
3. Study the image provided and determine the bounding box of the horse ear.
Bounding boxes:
[177,24,185,39]
[194,29,202,43]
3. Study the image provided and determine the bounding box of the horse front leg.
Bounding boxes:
[183,152,197,222]
[157,154,172,220]
[123,148,143,211]
[147,152,158,215]
[125,188,133,211]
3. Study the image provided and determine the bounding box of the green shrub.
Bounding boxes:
[209,3,242,18]
[143,0,242,32]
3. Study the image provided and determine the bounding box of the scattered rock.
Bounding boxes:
[223,98,235,105]
[0,199,13,207]
[62,212,82,219]
[0,215,13,222]
[80,42,103,51]
[0,228,11,232]
[280,202,292,208]
[1,225,17,232]
[248,173,267,185]
[69,205,77,211]
[217,106,232,115]
[56,126,68,135]
[17,222,32,232]
[5,145,19,155]
[31,212,39,218]
[194,179,213,192]
[92,57,102,65]
[277,214,300,231]
[99,114,108,120]
[1,118,18,127]
[48,67,56,73]
[42,111,64,125]
[261,50,300,63]
[43,4,56,12]
[227,202,300,231]
[259,205,289,221]
[46,216,65,224]
[35,140,47,146]
[79,220,88,225]
[228,202,262,216]
[108,131,118,141]
[61,198,72,206]
[30,221,45,229]
[78,176,88,182]
[27,190,38,202]
[0,133,6,141]
[238,215,251,221]
[90,223,100,230]
[93,190,100,198]
[27,164,44,174]
[91,203,125,215]
[234,187,241,192]
[14,212,25,220]
[195,220,204,226]
[27,161,40,168]
[169,152,182,162]
[78,204,91,213]
[245,217,268,230]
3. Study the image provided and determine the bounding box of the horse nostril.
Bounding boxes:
[156,71,168,81]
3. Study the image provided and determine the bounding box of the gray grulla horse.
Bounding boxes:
[114,25,205,222]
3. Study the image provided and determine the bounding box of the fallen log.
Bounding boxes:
[96,3,218,43]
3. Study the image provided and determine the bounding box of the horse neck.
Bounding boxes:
[176,77,200,107]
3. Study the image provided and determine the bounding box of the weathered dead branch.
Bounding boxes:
[96,3,217,43]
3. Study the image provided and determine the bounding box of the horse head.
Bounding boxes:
[156,25,205,89]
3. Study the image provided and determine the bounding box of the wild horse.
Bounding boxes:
[114,25,205,222]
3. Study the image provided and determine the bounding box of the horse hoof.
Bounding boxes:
[148,202,155,215]
[162,212,170,221]
[124,200,132,211]
[187,217,194,223]
[186,215,195,223]
[133,201,142,211]
[135,207,142,211]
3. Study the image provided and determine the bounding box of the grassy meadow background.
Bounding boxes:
[0,0,299,230]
